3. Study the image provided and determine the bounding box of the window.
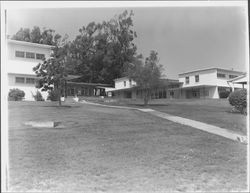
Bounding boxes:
[124,81,126,87]
[15,77,25,83]
[185,77,189,84]
[163,90,167,98]
[26,78,35,84]
[129,79,132,86]
[170,91,174,97]
[195,75,199,82]
[229,75,238,79]
[36,53,45,60]
[15,51,25,58]
[26,52,35,59]
[217,73,226,78]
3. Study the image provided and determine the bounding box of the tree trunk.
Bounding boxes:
[143,88,149,106]
[56,83,62,106]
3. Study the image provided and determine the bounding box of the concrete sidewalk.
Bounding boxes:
[82,100,247,144]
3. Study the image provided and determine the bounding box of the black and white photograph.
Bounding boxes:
[1,1,249,192]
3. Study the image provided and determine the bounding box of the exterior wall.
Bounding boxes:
[179,68,244,89]
[179,69,217,88]
[7,40,52,101]
[8,74,48,101]
[114,77,137,89]
[8,42,51,61]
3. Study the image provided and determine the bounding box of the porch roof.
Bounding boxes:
[66,81,112,87]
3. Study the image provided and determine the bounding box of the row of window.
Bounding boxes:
[15,50,45,60]
[217,73,238,79]
[185,73,238,84]
[185,75,199,84]
[123,79,132,87]
[15,77,35,84]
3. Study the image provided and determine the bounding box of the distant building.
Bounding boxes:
[178,67,245,99]
[7,39,54,100]
[107,77,182,99]
[108,67,246,100]
[227,74,247,91]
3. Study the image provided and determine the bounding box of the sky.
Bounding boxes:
[6,3,248,79]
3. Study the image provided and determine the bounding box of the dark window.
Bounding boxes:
[163,90,167,98]
[15,51,25,58]
[185,77,189,84]
[195,75,199,82]
[170,91,174,96]
[217,73,226,78]
[36,53,45,60]
[15,77,25,83]
[229,75,238,79]
[26,78,35,84]
[124,81,126,87]
[26,52,35,59]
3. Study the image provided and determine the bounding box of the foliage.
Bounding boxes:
[228,89,247,114]
[32,90,44,101]
[33,34,69,106]
[127,50,163,105]
[47,90,59,101]
[219,90,231,98]
[69,10,138,84]
[12,26,62,46]
[8,88,25,101]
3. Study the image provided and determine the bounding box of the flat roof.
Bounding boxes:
[8,39,55,49]
[67,81,112,87]
[179,67,245,76]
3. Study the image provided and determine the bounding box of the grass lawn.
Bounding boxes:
[8,101,247,192]
[87,98,247,135]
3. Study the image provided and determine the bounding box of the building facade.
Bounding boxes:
[109,68,246,100]
[108,77,182,99]
[7,39,53,101]
[178,68,245,99]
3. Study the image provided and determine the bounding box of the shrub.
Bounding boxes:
[8,88,25,101]
[32,90,44,101]
[47,90,59,101]
[219,90,231,98]
[228,89,247,114]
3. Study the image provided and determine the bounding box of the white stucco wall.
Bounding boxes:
[179,68,244,89]
[7,40,52,101]
[8,74,48,101]
[114,77,137,89]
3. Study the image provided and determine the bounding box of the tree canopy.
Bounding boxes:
[127,50,163,105]
[33,35,70,106]
[12,26,62,46]
[69,10,138,84]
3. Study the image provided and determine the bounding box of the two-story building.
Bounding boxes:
[7,39,54,101]
[108,67,246,100]
[178,67,245,99]
[6,39,113,101]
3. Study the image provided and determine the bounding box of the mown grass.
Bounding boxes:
[8,101,247,192]
[85,98,247,135]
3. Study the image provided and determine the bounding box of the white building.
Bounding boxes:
[178,67,245,99]
[7,39,54,101]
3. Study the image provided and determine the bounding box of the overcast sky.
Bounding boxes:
[6,4,247,79]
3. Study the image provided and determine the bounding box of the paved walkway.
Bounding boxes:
[81,100,247,144]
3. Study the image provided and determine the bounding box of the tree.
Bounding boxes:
[30,26,42,43]
[69,10,138,84]
[12,26,58,46]
[127,51,163,105]
[12,28,31,42]
[33,35,69,106]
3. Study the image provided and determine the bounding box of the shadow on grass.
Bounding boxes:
[41,105,81,108]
